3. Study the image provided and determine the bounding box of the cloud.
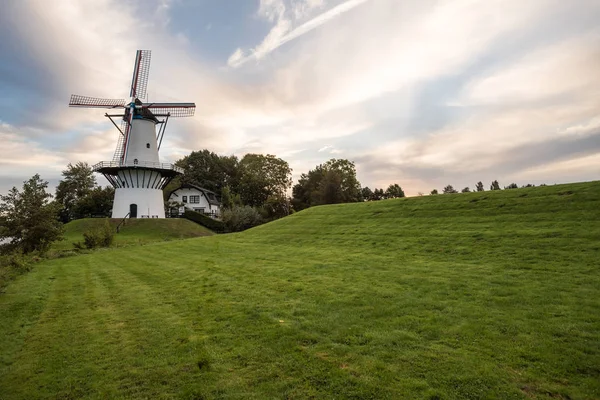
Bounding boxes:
[2,0,600,196]
[463,32,600,106]
[228,0,370,68]
[227,48,246,67]
[0,121,65,183]
[293,0,326,19]
[318,145,342,154]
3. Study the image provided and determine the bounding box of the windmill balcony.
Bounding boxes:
[92,161,184,174]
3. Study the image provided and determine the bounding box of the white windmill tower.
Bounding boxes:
[69,50,195,218]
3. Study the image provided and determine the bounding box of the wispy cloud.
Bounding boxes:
[318,145,342,154]
[228,0,370,67]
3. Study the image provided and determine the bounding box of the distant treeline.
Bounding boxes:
[429,181,543,195]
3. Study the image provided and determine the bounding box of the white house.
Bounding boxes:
[167,184,221,218]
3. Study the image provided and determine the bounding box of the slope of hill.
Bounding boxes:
[1,182,599,399]
[53,217,214,251]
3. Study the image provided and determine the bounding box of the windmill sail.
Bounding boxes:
[130,50,151,100]
[143,103,196,117]
[69,95,125,108]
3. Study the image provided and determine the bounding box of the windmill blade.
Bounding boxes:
[143,102,196,117]
[120,109,135,163]
[112,118,129,162]
[130,50,151,100]
[69,94,125,108]
[111,109,134,163]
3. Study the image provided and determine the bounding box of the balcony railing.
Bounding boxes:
[93,161,184,174]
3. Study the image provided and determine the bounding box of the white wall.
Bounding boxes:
[112,187,165,218]
[124,118,159,164]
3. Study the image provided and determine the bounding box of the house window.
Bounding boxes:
[189,195,200,204]
[182,196,188,203]
[146,143,150,148]
[194,208,205,213]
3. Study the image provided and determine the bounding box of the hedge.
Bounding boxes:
[183,210,225,233]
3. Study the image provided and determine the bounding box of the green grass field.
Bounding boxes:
[53,218,214,251]
[1,182,599,399]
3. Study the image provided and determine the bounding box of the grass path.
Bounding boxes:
[1,182,599,398]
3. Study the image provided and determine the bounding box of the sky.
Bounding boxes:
[1,0,599,196]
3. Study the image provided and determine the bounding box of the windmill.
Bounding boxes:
[69,50,195,218]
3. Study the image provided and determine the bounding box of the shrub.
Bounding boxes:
[184,210,225,233]
[79,219,114,249]
[0,250,32,290]
[221,205,263,232]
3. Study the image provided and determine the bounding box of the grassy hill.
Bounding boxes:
[1,182,599,399]
[53,217,214,251]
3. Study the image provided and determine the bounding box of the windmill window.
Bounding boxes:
[189,195,200,204]
[146,143,150,148]
[182,196,188,203]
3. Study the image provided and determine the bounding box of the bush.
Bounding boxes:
[221,205,263,232]
[184,210,225,233]
[0,250,32,291]
[78,219,114,249]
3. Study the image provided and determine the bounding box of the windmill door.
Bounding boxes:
[130,204,137,218]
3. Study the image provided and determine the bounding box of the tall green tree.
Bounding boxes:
[74,186,114,217]
[476,181,485,192]
[0,175,63,254]
[175,150,240,197]
[292,165,325,210]
[238,154,292,208]
[55,162,96,222]
[490,180,501,190]
[322,159,362,203]
[319,170,344,204]
[292,159,362,209]
[385,184,405,199]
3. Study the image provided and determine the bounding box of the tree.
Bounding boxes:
[220,185,242,209]
[0,175,63,254]
[461,187,471,193]
[262,194,290,219]
[373,188,385,200]
[74,186,114,217]
[175,150,240,197]
[361,187,374,201]
[443,185,458,194]
[476,181,485,192]
[238,154,292,208]
[292,159,362,209]
[321,159,362,203]
[385,184,405,199]
[55,162,96,222]
[490,180,501,190]
[430,189,439,195]
[319,169,344,204]
[505,183,518,189]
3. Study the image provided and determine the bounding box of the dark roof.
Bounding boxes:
[168,184,221,206]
